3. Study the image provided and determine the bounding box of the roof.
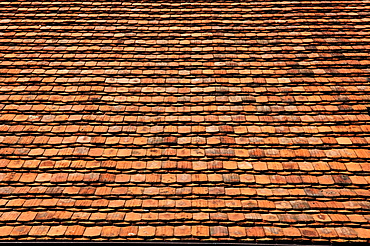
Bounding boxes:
[0,0,370,244]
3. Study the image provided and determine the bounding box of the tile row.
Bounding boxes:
[1,172,369,185]
[1,135,370,146]
[1,69,367,76]
[0,225,369,241]
[0,108,367,118]
[2,33,369,41]
[2,45,370,52]
[0,94,369,103]
[1,147,370,159]
[1,211,370,225]
[1,116,370,127]
[1,159,367,172]
[0,198,369,210]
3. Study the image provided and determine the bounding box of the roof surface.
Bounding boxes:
[0,0,370,244]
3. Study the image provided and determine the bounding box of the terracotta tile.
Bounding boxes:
[336,137,352,145]
[299,228,319,238]
[347,214,367,223]
[0,212,21,221]
[101,226,120,237]
[354,228,370,239]
[264,227,284,237]
[29,226,50,236]
[335,227,357,238]
[313,214,332,222]
[283,227,301,237]
[6,198,25,207]
[119,227,138,237]
[117,149,132,157]
[84,227,102,237]
[17,212,37,221]
[210,226,228,237]
[125,213,142,222]
[106,212,125,221]
[176,174,191,183]
[246,227,265,237]
[228,213,245,221]
[317,228,338,238]
[10,226,31,236]
[262,214,279,222]
[156,226,174,237]
[227,227,246,238]
[138,226,155,237]
[0,226,15,237]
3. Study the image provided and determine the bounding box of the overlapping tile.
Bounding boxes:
[0,0,369,244]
